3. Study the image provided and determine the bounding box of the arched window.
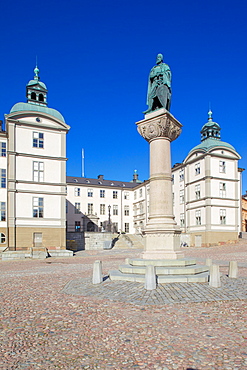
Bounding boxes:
[0,233,5,243]
[38,94,44,102]
[31,92,36,100]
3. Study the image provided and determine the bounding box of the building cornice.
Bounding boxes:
[8,151,67,161]
[185,176,239,186]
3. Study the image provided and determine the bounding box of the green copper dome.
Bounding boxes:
[10,102,65,123]
[189,137,236,153]
[27,79,47,90]
[189,110,237,154]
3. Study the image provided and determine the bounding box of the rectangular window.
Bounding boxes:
[75,221,81,232]
[124,191,129,200]
[100,204,105,215]
[66,200,68,213]
[125,223,129,233]
[195,184,201,200]
[113,191,118,199]
[33,197,44,218]
[113,205,118,215]
[88,203,93,214]
[75,202,81,214]
[195,210,201,225]
[0,142,6,157]
[33,132,44,148]
[140,202,144,213]
[134,191,137,200]
[0,169,6,188]
[195,163,200,175]
[100,189,105,198]
[219,182,226,198]
[0,202,6,221]
[124,205,129,216]
[33,161,44,182]
[180,189,184,204]
[219,161,226,173]
[139,188,143,197]
[87,188,93,197]
[180,213,185,227]
[74,187,80,196]
[133,204,137,215]
[172,174,174,184]
[220,209,226,224]
[179,169,184,181]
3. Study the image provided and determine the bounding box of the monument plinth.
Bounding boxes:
[136,108,184,259]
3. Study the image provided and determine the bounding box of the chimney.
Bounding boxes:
[98,175,104,180]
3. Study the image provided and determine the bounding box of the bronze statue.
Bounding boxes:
[145,53,171,113]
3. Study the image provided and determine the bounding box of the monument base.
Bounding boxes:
[142,228,184,260]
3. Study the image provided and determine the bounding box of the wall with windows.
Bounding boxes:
[171,144,241,246]
[15,120,64,158]
[66,181,134,233]
[5,110,69,251]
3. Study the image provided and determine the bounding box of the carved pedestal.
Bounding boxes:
[136,108,184,259]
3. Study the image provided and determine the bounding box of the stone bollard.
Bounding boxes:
[209,265,221,288]
[92,260,103,284]
[144,265,156,290]
[205,258,212,266]
[228,261,238,278]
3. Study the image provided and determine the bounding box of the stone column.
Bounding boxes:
[136,108,184,259]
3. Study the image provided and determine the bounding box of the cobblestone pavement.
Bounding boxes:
[0,242,247,370]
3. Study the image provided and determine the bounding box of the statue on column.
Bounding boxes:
[144,53,172,113]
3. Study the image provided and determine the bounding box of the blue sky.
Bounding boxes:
[1,0,247,190]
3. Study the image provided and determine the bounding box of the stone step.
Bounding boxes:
[109,270,209,284]
[128,257,197,267]
[119,264,209,275]
[2,251,33,260]
[48,249,73,257]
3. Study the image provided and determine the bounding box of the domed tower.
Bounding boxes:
[4,66,71,256]
[172,110,242,248]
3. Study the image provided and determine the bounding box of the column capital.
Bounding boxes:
[136,108,182,143]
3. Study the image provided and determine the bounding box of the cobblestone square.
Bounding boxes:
[1,242,247,369]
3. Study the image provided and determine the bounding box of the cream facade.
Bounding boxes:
[2,66,70,252]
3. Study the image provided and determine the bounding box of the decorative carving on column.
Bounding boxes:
[137,110,182,143]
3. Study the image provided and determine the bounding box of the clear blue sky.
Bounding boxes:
[1,0,247,191]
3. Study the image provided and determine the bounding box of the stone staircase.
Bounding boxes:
[113,234,144,249]
[109,257,209,283]
[1,248,73,260]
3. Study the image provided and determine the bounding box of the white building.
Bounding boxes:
[66,172,141,235]
[171,111,242,246]
[1,66,70,252]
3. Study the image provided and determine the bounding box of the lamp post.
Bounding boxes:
[108,205,111,232]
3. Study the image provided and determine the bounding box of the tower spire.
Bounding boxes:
[34,59,40,81]
[208,109,213,121]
